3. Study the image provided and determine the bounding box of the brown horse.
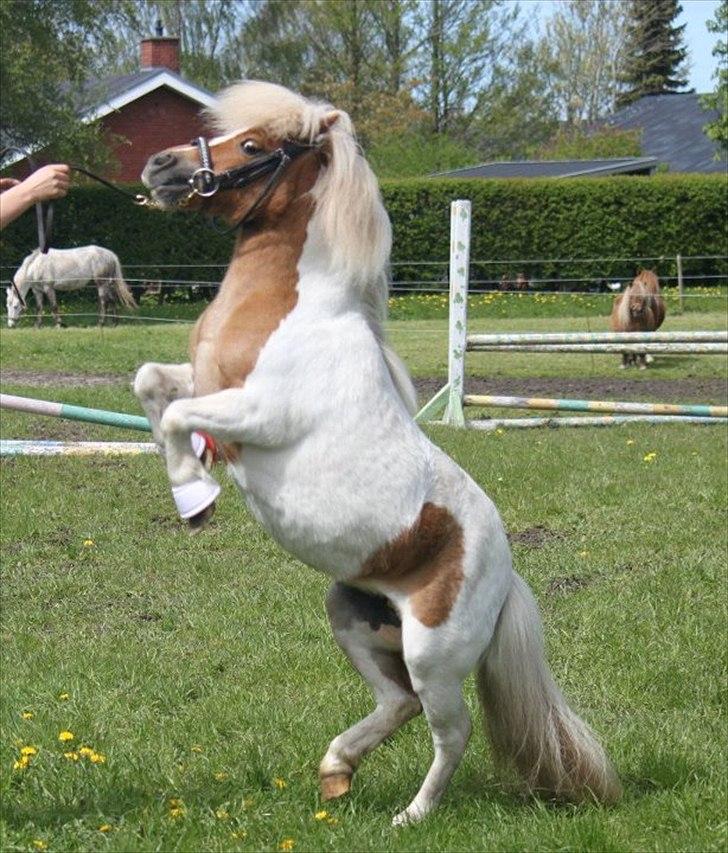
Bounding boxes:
[609,270,666,368]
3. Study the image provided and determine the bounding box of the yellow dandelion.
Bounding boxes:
[58,692,70,701]
[273,777,287,789]
[314,810,329,821]
[643,451,657,463]
[215,808,230,820]
[79,746,94,757]
[190,744,203,753]
[99,824,112,832]
[626,439,635,445]
[32,841,48,851]
[169,807,184,819]
[21,711,34,720]
[64,751,80,761]
[89,752,106,764]
[279,839,295,851]
[20,745,38,756]
[495,428,504,435]
[231,830,247,840]
[58,730,74,742]
[83,539,95,547]
[214,771,229,781]
[13,755,30,771]
[579,550,589,557]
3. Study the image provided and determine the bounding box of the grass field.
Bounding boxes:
[1,311,727,852]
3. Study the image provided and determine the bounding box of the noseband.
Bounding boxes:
[188,136,317,229]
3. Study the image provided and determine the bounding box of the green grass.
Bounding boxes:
[1,318,727,851]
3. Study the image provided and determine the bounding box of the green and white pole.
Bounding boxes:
[0,393,151,432]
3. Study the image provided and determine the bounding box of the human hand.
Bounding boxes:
[22,164,71,203]
[0,178,21,192]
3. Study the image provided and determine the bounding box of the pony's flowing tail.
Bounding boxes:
[477,573,621,804]
[111,259,137,310]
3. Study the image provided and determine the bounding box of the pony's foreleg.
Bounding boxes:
[32,288,43,328]
[133,362,194,448]
[43,286,62,328]
[158,387,292,527]
[319,584,421,801]
[96,283,107,326]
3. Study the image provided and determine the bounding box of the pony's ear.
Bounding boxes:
[319,111,342,134]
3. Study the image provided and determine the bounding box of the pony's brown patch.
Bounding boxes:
[189,184,316,398]
[358,503,464,628]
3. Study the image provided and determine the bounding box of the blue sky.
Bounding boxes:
[532,0,722,94]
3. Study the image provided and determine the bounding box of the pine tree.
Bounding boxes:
[617,0,691,106]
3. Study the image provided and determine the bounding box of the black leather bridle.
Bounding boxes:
[188,136,318,230]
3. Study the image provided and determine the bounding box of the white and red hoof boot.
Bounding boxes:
[190,431,218,470]
[172,478,221,520]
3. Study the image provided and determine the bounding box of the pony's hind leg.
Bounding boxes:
[392,616,475,826]
[319,583,421,800]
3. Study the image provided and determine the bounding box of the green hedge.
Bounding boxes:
[1,175,725,290]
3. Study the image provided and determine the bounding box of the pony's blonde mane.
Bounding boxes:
[205,81,392,289]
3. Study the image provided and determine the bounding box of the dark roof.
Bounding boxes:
[68,68,215,117]
[604,93,725,173]
[432,157,658,179]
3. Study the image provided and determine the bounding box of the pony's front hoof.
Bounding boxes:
[172,478,221,520]
[188,501,216,534]
[320,772,352,801]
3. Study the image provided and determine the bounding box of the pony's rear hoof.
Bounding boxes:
[188,501,215,534]
[320,772,352,801]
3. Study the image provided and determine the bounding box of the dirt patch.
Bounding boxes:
[509,525,564,548]
[546,574,594,595]
[414,376,728,405]
[1,369,127,388]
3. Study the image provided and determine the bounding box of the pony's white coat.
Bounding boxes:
[135,81,621,824]
[6,245,135,327]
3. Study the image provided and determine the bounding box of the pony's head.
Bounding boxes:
[141,81,391,284]
[5,251,37,327]
[626,278,649,321]
[5,283,24,327]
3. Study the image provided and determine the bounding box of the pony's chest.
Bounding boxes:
[190,287,297,396]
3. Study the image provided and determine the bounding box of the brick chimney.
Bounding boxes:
[140,22,180,73]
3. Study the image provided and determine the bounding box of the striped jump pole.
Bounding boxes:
[466,330,728,346]
[468,415,728,431]
[467,343,727,354]
[0,393,151,432]
[463,394,728,418]
[1,440,157,457]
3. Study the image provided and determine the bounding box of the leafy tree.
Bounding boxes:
[538,0,631,124]
[701,0,728,153]
[99,0,248,91]
[0,0,121,168]
[617,0,691,106]
[532,126,643,159]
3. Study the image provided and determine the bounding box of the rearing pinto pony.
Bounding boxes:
[135,81,620,825]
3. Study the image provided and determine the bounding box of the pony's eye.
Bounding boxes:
[242,140,261,155]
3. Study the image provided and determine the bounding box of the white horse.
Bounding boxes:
[6,245,136,327]
[134,80,620,825]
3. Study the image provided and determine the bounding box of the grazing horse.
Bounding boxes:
[6,246,136,328]
[134,81,620,825]
[610,269,666,368]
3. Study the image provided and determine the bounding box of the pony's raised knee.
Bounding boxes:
[133,362,162,401]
